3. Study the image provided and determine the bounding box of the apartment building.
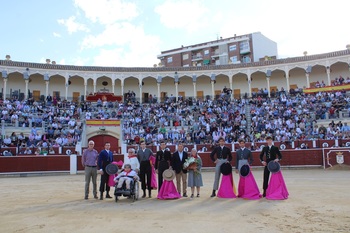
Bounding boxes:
[157,32,277,67]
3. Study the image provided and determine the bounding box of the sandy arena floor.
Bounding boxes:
[0,169,349,233]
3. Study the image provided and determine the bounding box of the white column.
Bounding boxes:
[266,77,271,97]
[45,81,49,97]
[65,82,68,100]
[248,77,252,98]
[229,78,233,99]
[112,80,115,94]
[285,71,290,91]
[93,81,96,93]
[3,78,7,100]
[84,82,87,101]
[175,82,179,101]
[139,85,143,103]
[24,79,29,100]
[121,79,124,101]
[157,83,161,103]
[193,82,197,99]
[211,80,215,99]
[306,73,310,88]
[326,67,331,86]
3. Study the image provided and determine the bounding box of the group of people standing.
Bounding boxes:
[82,136,288,201]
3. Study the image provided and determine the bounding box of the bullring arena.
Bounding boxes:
[1,50,350,232]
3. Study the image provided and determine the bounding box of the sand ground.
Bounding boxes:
[0,168,349,233]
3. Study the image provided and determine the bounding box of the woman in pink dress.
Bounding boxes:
[157,169,181,200]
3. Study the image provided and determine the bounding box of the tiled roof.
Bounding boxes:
[1,49,349,72]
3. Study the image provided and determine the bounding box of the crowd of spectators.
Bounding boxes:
[2,81,350,155]
[0,96,83,155]
[82,86,350,146]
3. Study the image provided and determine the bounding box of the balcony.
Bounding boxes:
[211,50,220,58]
[192,54,203,61]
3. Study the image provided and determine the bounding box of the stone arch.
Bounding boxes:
[124,76,139,99]
[289,67,307,89]
[6,71,26,100]
[50,74,66,100]
[69,75,84,101]
[178,75,192,98]
[232,72,248,98]
[96,75,113,93]
[141,76,157,103]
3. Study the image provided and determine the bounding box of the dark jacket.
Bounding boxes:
[172,150,188,174]
[259,145,282,163]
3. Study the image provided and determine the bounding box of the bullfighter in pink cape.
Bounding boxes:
[236,139,261,199]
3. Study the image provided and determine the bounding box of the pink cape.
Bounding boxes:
[150,156,158,189]
[217,174,237,198]
[266,171,289,200]
[107,161,123,187]
[238,171,262,200]
[108,174,116,187]
[107,161,123,188]
[157,180,181,200]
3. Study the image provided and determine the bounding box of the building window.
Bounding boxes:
[167,57,173,63]
[240,41,249,51]
[230,56,237,63]
[229,45,236,51]
[182,54,189,60]
[204,49,209,55]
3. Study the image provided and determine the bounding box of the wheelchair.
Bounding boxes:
[114,178,139,202]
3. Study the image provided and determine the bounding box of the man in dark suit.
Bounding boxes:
[155,141,172,191]
[98,142,113,200]
[210,137,232,197]
[259,136,282,197]
[172,142,188,197]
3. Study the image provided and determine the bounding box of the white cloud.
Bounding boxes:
[57,16,90,34]
[79,21,161,67]
[154,0,209,32]
[53,32,62,38]
[74,0,139,25]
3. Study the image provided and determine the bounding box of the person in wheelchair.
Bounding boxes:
[114,164,139,192]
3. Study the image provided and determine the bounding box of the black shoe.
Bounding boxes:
[263,191,266,197]
[84,196,88,200]
[106,194,112,198]
[94,195,98,199]
[190,194,194,198]
[100,196,103,200]
[183,193,188,197]
[142,194,146,198]
[197,194,200,198]
[210,190,216,197]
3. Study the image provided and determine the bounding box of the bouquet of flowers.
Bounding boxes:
[183,157,196,170]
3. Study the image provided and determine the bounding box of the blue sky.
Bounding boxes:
[1,0,349,67]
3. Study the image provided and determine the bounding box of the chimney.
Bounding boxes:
[5,55,11,60]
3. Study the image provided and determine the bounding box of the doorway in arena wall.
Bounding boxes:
[33,90,40,101]
[88,134,120,154]
[73,92,80,102]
